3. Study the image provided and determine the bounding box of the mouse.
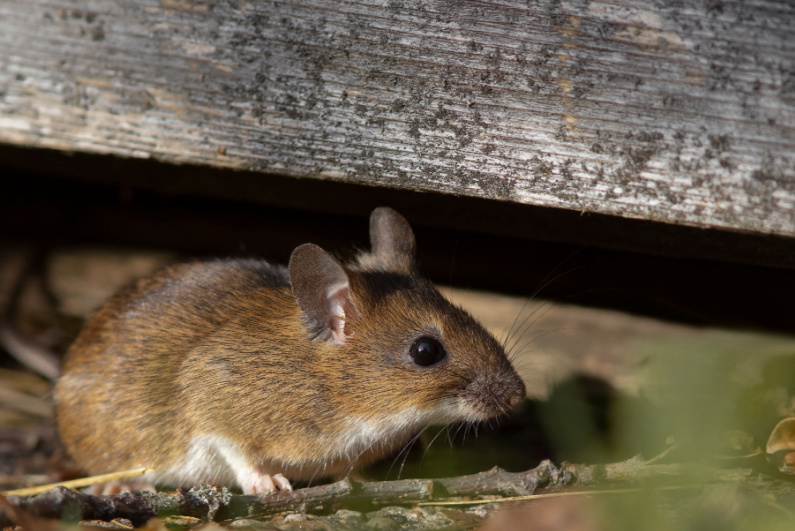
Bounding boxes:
[54,207,527,494]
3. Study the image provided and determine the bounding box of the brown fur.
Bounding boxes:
[55,208,525,491]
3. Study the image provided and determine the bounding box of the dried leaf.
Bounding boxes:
[765,417,795,474]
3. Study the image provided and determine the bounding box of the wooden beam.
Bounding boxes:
[1,0,793,237]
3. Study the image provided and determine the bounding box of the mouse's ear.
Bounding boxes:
[369,207,416,274]
[289,244,352,346]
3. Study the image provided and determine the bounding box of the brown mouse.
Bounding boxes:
[55,207,526,494]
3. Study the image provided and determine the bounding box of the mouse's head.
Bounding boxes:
[288,207,526,432]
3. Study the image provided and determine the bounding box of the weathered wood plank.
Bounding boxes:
[1,0,794,236]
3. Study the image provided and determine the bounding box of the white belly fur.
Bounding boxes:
[150,402,464,490]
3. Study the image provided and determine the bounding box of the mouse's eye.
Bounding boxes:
[409,337,447,367]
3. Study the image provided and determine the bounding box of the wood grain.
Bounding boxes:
[0,0,793,236]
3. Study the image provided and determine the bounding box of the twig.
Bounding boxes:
[0,461,560,527]
[1,457,744,527]
[434,460,565,498]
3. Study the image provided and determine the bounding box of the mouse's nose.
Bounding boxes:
[506,379,527,409]
[504,374,526,409]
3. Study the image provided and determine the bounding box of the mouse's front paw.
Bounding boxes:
[243,472,293,494]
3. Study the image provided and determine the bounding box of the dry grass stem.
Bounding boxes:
[2,467,150,496]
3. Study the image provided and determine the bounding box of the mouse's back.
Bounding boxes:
[55,258,293,477]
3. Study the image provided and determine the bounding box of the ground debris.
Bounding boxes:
[0,462,562,528]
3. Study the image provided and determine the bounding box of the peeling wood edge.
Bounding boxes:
[2,146,795,271]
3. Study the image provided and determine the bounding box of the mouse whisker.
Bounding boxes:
[444,423,455,447]
[507,285,617,357]
[452,422,466,443]
[461,423,471,445]
[418,425,449,473]
[504,298,566,356]
[386,424,432,480]
[501,263,586,350]
[307,461,326,488]
[507,327,571,358]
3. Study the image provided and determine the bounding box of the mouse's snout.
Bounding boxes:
[505,379,527,409]
[464,369,527,420]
